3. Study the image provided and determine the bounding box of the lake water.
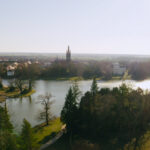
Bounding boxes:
[2,79,150,132]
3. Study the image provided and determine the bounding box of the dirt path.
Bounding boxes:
[40,125,66,150]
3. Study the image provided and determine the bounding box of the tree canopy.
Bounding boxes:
[62,81,150,150]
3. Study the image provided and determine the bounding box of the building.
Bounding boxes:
[7,66,15,77]
[66,46,71,62]
[6,62,19,77]
[113,62,126,75]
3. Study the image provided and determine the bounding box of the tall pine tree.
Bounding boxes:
[0,105,17,150]
[61,83,81,131]
[20,119,38,150]
[91,77,98,96]
[61,88,76,129]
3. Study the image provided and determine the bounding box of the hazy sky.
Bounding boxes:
[0,0,150,54]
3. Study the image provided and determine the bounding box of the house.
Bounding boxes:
[113,63,126,75]
[7,66,15,77]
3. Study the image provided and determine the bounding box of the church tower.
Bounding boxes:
[66,46,71,62]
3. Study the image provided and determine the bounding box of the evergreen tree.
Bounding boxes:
[0,104,13,132]
[0,106,17,150]
[0,78,3,89]
[61,87,78,130]
[90,77,98,96]
[72,82,81,105]
[20,119,38,150]
[61,85,81,149]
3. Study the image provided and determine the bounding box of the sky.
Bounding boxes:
[0,0,150,54]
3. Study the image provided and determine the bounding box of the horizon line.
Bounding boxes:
[0,51,150,56]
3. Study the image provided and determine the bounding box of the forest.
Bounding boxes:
[59,79,150,150]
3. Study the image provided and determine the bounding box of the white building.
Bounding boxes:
[113,63,126,75]
[7,66,15,77]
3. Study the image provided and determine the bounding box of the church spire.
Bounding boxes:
[66,46,71,62]
[68,45,70,52]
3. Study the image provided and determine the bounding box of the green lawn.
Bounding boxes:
[56,76,83,81]
[34,118,63,144]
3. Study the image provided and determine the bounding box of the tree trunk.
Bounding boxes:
[133,138,139,150]
[28,80,32,91]
[46,106,49,125]
[69,130,72,150]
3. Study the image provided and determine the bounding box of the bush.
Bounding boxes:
[21,88,29,94]
[7,86,16,92]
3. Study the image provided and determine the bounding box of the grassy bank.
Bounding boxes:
[56,75,131,82]
[0,87,35,103]
[55,76,84,81]
[34,118,63,145]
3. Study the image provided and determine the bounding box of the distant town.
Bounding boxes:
[0,46,150,81]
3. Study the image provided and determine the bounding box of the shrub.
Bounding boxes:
[21,88,29,94]
[7,86,16,92]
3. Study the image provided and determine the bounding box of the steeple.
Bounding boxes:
[67,46,70,52]
[66,45,71,62]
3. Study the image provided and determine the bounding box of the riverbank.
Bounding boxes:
[41,76,84,81]
[33,118,63,145]
[41,76,130,82]
[45,71,131,81]
[0,87,35,103]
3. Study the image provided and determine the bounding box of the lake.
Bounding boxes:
[2,79,150,132]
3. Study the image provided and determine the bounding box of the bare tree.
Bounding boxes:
[15,79,25,93]
[7,79,15,92]
[38,93,54,126]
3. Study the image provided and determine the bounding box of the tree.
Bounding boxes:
[15,79,25,94]
[0,104,13,132]
[77,84,150,150]
[38,93,54,126]
[7,79,16,92]
[0,105,17,150]
[15,64,40,92]
[61,84,80,130]
[72,81,82,106]
[20,119,38,150]
[25,64,40,91]
[61,87,77,149]
[90,77,98,96]
[0,78,3,89]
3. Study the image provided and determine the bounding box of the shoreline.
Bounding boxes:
[0,88,35,103]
